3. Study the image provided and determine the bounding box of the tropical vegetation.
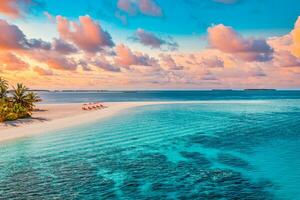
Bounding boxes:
[0,77,41,122]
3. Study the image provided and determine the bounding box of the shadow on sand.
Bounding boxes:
[2,110,49,127]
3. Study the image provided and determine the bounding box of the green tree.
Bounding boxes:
[25,92,42,111]
[12,83,29,107]
[0,77,8,99]
[0,102,11,122]
[0,78,42,122]
[12,103,29,118]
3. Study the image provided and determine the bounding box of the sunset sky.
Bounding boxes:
[0,0,300,90]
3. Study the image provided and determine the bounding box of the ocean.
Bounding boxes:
[38,90,300,103]
[0,91,300,199]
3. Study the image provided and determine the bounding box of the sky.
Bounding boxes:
[0,0,300,90]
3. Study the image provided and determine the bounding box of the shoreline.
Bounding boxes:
[0,101,178,143]
[0,100,267,143]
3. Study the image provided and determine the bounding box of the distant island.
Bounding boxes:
[244,89,277,91]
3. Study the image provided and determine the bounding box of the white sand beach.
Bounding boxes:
[1,101,200,143]
[0,102,160,143]
[0,100,265,143]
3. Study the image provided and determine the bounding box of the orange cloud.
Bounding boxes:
[208,24,273,62]
[0,0,27,17]
[0,15,299,90]
[0,53,29,71]
[56,15,114,53]
[291,17,300,57]
[200,56,224,68]
[159,54,183,70]
[33,66,54,76]
[114,44,157,67]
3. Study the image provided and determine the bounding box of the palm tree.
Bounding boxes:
[25,92,42,111]
[0,77,8,99]
[0,80,42,122]
[12,83,29,107]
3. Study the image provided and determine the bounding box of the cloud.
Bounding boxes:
[117,0,162,17]
[138,0,162,16]
[56,15,114,53]
[114,43,158,67]
[273,51,300,68]
[0,0,31,17]
[208,24,273,62]
[45,56,77,71]
[159,54,183,70]
[201,71,218,81]
[266,17,300,67]
[93,59,121,72]
[0,19,52,51]
[31,52,78,71]
[117,0,136,15]
[27,38,51,50]
[0,19,27,50]
[131,29,178,51]
[291,17,300,58]
[0,53,29,70]
[33,66,54,76]
[250,67,266,77]
[52,38,78,54]
[200,56,224,68]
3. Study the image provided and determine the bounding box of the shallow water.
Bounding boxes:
[38,90,300,103]
[1,100,300,199]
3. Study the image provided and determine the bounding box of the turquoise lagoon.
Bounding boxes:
[1,100,300,199]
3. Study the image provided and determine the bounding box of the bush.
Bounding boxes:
[0,77,41,122]
[0,102,11,122]
[5,113,19,121]
[12,103,30,118]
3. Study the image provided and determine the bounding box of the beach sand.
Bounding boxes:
[0,100,264,143]
[0,102,178,143]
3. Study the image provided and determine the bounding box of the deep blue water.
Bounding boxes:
[38,90,300,103]
[1,92,300,199]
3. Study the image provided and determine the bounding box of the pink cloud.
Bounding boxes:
[56,15,114,53]
[0,53,29,71]
[249,67,267,77]
[93,59,121,72]
[200,56,224,68]
[0,19,27,50]
[138,0,162,16]
[33,66,54,76]
[0,19,52,51]
[117,0,162,17]
[132,29,178,51]
[201,71,218,81]
[273,51,300,68]
[52,38,78,54]
[30,51,78,71]
[159,54,183,70]
[0,0,30,17]
[114,43,157,67]
[291,17,300,58]
[117,0,136,15]
[208,24,273,62]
